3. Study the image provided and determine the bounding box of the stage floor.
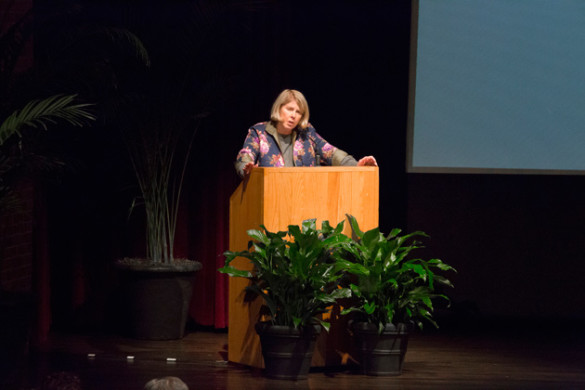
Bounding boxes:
[12,320,585,389]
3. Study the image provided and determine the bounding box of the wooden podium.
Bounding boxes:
[227,167,379,368]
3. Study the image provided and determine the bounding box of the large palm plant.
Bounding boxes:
[0,94,95,206]
[0,4,95,211]
[23,0,186,266]
[0,4,96,302]
[109,0,255,265]
[121,96,201,264]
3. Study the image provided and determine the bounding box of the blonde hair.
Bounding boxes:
[270,89,310,129]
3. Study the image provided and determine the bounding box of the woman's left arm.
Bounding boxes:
[308,127,377,166]
[307,127,347,166]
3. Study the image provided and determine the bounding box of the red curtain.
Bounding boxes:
[180,168,237,329]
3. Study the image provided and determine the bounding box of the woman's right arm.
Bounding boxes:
[235,128,260,178]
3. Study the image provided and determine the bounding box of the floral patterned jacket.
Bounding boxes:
[235,121,350,170]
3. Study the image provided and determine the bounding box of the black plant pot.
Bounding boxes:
[255,322,322,380]
[351,322,409,376]
[115,260,202,340]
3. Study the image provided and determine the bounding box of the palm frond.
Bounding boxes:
[0,94,95,146]
[101,26,151,67]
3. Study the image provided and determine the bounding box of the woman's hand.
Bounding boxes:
[243,161,258,176]
[357,156,378,166]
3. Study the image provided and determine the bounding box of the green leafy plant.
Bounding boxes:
[0,94,95,210]
[0,94,94,145]
[338,215,456,331]
[122,104,200,264]
[219,219,352,331]
[1,4,96,213]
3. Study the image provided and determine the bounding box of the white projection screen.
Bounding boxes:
[407,0,585,175]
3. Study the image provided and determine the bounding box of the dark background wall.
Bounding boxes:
[408,173,585,321]
[30,0,585,331]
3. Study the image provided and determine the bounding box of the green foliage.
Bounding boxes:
[0,4,96,213]
[337,215,456,332]
[0,94,95,213]
[219,219,352,331]
[0,94,94,146]
[124,109,199,264]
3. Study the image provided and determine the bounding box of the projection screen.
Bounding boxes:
[407,0,585,175]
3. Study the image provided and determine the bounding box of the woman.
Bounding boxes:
[235,89,377,178]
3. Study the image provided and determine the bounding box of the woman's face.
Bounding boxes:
[278,100,302,134]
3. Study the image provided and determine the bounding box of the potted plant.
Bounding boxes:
[45,6,214,341]
[336,214,456,376]
[0,94,95,388]
[1,7,96,386]
[111,63,205,339]
[218,219,352,380]
[1,6,97,210]
[113,94,203,340]
[12,2,202,340]
[32,0,267,341]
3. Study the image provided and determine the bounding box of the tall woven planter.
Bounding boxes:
[255,322,321,380]
[351,322,409,376]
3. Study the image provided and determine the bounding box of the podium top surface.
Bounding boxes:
[252,166,379,173]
